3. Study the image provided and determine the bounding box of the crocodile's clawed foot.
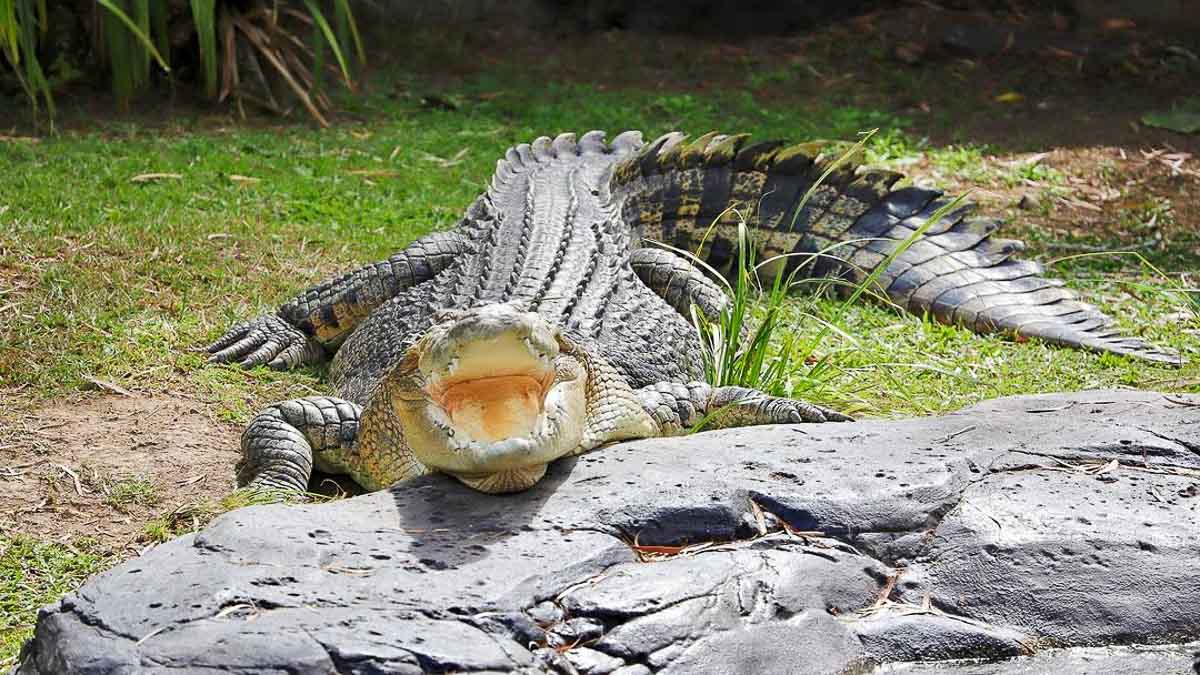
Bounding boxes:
[773,398,853,424]
[796,398,854,420]
[205,314,323,370]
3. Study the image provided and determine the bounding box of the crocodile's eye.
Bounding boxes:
[433,308,466,324]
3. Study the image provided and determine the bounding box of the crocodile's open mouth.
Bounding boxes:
[395,304,589,480]
[424,334,557,444]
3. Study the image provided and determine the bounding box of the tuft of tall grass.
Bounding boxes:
[685,131,969,411]
[1051,251,1199,321]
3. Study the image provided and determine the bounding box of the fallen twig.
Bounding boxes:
[84,376,134,397]
[934,425,977,444]
[57,464,86,496]
[129,173,182,183]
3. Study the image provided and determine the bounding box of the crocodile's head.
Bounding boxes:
[387,304,591,493]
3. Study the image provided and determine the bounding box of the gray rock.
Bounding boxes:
[554,617,606,643]
[527,601,564,626]
[578,546,885,661]
[15,390,1200,674]
[852,609,1030,662]
[659,613,869,675]
[885,641,1200,674]
[563,646,626,674]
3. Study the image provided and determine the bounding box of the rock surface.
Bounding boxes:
[16,389,1200,674]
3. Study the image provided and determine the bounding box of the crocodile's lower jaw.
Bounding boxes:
[452,464,549,494]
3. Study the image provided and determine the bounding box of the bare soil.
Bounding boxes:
[909,145,1200,264]
[0,395,239,553]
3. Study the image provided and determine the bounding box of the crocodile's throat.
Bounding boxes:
[428,373,554,443]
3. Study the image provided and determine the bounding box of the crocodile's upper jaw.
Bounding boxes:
[392,304,589,492]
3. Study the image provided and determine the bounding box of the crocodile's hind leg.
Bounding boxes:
[238,397,362,491]
[630,247,731,324]
[636,381,850,435]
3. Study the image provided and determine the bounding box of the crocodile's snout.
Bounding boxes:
[392,303,589,490]
[420,305,560,445]
[421,304,559,388]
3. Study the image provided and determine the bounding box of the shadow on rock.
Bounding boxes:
[386,455,581,571]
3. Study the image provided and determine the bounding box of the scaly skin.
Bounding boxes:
[207,129,1179,495]
[209,131,846,495]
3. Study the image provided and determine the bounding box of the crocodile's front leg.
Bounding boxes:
[636,381,851,435]
[206,230,466,369]
[238,396,362,491]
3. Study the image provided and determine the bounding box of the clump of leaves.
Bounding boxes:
[199,0,366,126]
[0,0,364,127]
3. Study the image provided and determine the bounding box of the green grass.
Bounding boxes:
[0,536,111,666]
[102,478,162,511]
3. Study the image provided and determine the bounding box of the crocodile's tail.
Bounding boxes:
[608,131,1183,366]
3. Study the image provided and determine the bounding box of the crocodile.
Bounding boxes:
[206,130,1181,495]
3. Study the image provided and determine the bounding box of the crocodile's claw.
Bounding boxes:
[206,314,324,370]
[767,397,853,424]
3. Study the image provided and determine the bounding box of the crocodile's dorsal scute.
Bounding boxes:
[329,130,706,404]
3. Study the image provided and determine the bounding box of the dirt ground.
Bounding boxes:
[911,145,1199,260]
[0,395,240,553]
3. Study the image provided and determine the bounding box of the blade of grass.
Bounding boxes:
[97,0,170,73]
[190,0,217,97]
[148,0,169,69]
[308,15,325,99]
[0,0,20,64]
[135,0,149,80]
[15,0,52,119]
[332,0,365,64]
[298,0,352,86]
[102,2,134,103]
[217,6,236,102]
[788,130,877,232]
